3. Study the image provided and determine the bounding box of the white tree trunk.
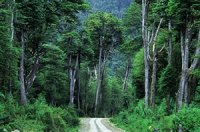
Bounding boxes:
[178,31,185,109]
[123,59,130,91]
[150,52,157,109]
[77,53,81,110]
[178,25,192,109]
[94,46,103,115]
[8,0,15,94]
[10,0,15,43]
[168,19,172,65]
[69,54,79,105]
[20,30,27,105]
[150,18,163,109]
[142,0,149,108]
[190,30,200,70]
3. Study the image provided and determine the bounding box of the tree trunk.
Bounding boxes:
[77,52,81,110]
[9,0,15,94]
[69,54,79,105]
[123,58,131,91]
[186,30,200,103]
[183,27,191,105]
[142,0,149,108]
[150,18,163,110]
[166,19,173,113]
[94,46,103,115]
[69,55,74,105]
[19,30,27,105]
[150,52,157,110]
[94,65,97,79]
[10,0,15,44]
[26,54,40,94]
[177,31,185,109]
[189,30,200,70]
[168,19,172,65]
[178,25,192,109]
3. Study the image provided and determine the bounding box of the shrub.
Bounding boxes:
[112,100,200,132]
[0,96,79,132]
[174,107,200,131]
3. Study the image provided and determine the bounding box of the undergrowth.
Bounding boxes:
[0,95,79,132]
[111,100,200,132]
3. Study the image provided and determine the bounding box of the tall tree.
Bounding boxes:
[14,0,86,104]
[85,12,122,114]
[142,0,150,108]
[177,0,200,109]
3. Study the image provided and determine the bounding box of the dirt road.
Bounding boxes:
[79,118,124,132]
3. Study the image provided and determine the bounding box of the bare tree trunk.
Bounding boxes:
[20,30,27,105]
[69,55,73,105]
[185,30,200,103]
[178,25,192,109]
[10,0,15,44]
[123,58,131,91]
[150,18,163,109]
[165,19,173,112]
[123,64,129,91]
[8,0,15,94]
[94,65,97,79]
[69,54,79,105]
[94,46,103,115]
[77,52,81,110]
[190,30,200,70]
[26,54,40,94]
[178,31,185,109]
[168,19,172,65]
[142,0,150,108]
[150,52,157,109]
[183,27,191,105]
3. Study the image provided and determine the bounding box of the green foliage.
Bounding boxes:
[120,1,142,56]
[102,76,123,116]
[174,107,200,131]
[158,65,178,99]
[132,48,144,79]
[0,1,19,96]
[85,12,122,50]
[112,99,200,132]
[166,0,179,17]
[0,96,79,132]
[113,100,173,131]
[123,2,141,35]
[34,44,68,105]
[111,101,154,132]
[132,48,144,99]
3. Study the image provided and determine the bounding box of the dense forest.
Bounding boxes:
[0,0,200,131]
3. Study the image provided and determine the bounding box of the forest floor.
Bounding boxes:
[79,118,124,132]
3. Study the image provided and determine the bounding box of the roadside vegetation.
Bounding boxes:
[0,0,200,131]
[0,96,79,131]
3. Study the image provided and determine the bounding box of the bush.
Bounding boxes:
[112,100,200,132]
[0,96,79,132]
[174,107,200,131]
[111,101,154,132]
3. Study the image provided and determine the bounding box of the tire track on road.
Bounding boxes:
[96,118,112,132]
[80,118,123,132]
[89,118,98,132]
